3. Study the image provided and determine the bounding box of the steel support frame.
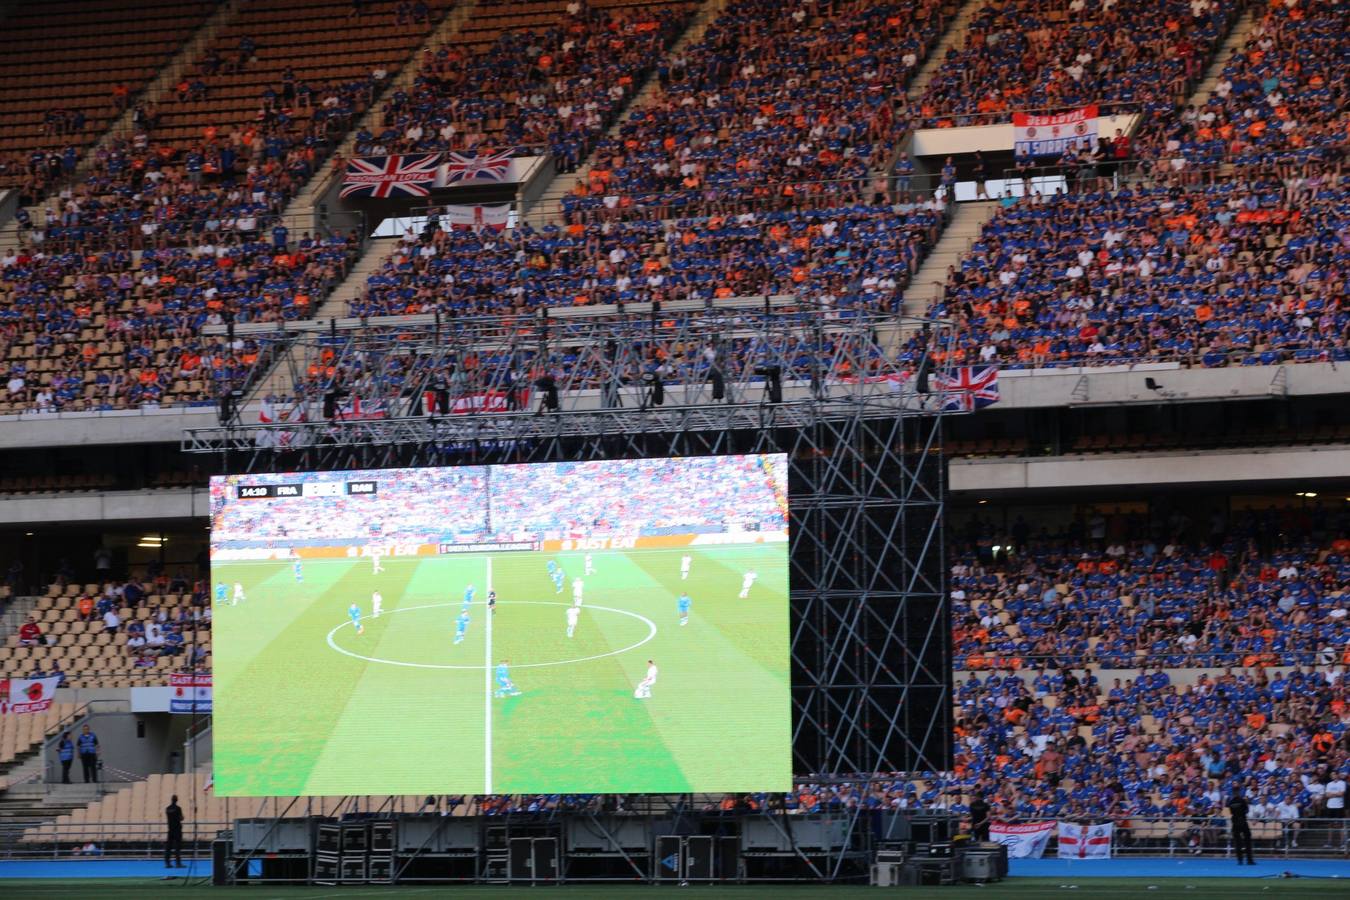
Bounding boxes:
[190,312,954,883]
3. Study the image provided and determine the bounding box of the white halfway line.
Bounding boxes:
[484,556,493,795]
[324,602,657,670]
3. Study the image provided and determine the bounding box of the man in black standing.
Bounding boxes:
[57,732,75,784]
[76,724,99,783]
[165,794,185,868]
[970,791,992,843]
[1230,789,1254,865]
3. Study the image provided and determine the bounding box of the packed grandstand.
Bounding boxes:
[0,0,1347,877]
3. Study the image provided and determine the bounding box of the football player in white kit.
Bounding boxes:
[232,583,246,605]
[680,554,692,580]
[370,548,384,574]
[634,659,658,699]
[584,553,595,576]
[372,590,383,618]
[566,605,580,638]
[572,577,584,607]
[739,570,758,599]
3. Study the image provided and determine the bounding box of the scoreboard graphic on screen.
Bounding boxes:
[209,455,792,796]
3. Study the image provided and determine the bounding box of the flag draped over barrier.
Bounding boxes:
[989,821,1055,858]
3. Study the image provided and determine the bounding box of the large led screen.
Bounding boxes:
[210,455,791,795]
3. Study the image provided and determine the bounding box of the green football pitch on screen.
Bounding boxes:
[210,457,792,796]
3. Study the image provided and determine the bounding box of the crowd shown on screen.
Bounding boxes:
[208,458,785,544]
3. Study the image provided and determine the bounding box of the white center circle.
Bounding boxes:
[325,600,657,670]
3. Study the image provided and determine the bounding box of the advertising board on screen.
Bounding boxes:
[209,455,792,796]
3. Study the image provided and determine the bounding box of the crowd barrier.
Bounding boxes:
[2,813,1347,862]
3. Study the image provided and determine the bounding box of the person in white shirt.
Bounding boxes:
[584,554,595,576]
[1274,798,1300,847]
[566,605,579,639]
[739,570,758,599]
[680,554,692,580]
[372,591,383,618]
[572,577,584,608]
[634,659,658,699]
[1326,777,1346,847]
[1248,796,1270,820]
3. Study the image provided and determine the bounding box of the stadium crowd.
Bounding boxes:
[350,203,944,318]
[358,1,695,172]
[915,0,1235,128]
[950,506,1350,669]
[4,0,1349,416]
[562,0,953,221]
[0,36,399,413]
[928,505,1350,824]
[1131,0,1347,170]
[914,170,1350,369]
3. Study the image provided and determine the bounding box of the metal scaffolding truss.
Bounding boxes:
[203,300,944,429]
[187,310,954,881]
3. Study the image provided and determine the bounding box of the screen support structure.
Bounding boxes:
[186,308,956,882]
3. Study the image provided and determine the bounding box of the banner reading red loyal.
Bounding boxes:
[0,675,61,714]
[1057,821,1113,859]
[168,673,212,714]
[989,821,1054,859]
[1014,105,1099,158]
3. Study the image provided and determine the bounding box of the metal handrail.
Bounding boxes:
[2,813,1345,860]
[917,100,1148,128]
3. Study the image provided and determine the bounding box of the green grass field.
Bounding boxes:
[212,544,790,796]
[3,879,1347,900]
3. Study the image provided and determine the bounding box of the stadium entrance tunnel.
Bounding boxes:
[325,600,657,670]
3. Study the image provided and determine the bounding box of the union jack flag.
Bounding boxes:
[443,148,516,184]
[932,366,1000,411]
[340,154,441,198]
